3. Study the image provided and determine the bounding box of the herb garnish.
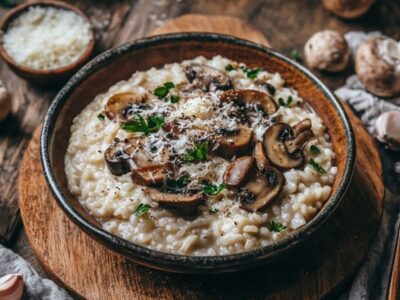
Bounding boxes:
[167,175,190,191]
[209,207,219,214]
[308,158,327,174]
[278,96,293,107]
[170,94,180,103]
[135,203,151,216]
[267,220,287,233]
[97,113,105,121]
[291,49,300,60]
[154,82,175,99]
[203,183,225,196]
[225,64,234,71]
[181,141,209,163]
[245,67,261,79]
[310,145,321,154]
[121,114,165,135]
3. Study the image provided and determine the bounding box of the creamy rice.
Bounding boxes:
[65,56,336,256]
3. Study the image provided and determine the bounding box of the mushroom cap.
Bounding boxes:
[0,86,11,122]
[304,30,350,72]
[223,156,255,188]
[184,63,232,92]
[375,111,400,151]
[104,92,147,122]
[321,0,374,19]
[214,124,253,158]
[355,37,400,97]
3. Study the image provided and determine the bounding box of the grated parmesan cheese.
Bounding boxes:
[2,6,93,70]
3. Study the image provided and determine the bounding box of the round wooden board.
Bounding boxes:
[19,14,384,300]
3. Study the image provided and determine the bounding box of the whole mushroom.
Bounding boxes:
[321,0,374,19]
[355,37,400,97]
[375,111,400,151]
[304,30,350,72]
[0,82,11,122]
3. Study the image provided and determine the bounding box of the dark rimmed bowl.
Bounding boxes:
[41,33,355,274]
[0,0,95,86]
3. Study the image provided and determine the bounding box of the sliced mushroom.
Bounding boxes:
[105,137,170,179]
[220,89,278,115]
[253,142,270,171]
[104,139,136,176]
[184,63,232,92]
[146,188,204,214]
[240,167,285,212]
[104,92,147,122]
[223,156,254,189]
[214,124,253,158]
[131,164,171,186]
[263,120,314,170]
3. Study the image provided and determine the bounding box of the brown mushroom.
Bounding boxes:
[223,156,254,189]
[104,139,136,176]
[321,0,374,19]
[146,188,204,214]
[240,167,285,212]
[220,89,278,115]
[215,124,253,158]
[253,142,270,171]
[104,92,147,122]
[131,164,171,186]
[184,63,232,92]
[263,119,314,170]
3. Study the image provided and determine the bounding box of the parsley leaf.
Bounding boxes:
[291,49,300,60]
[310,145,321,154]
[209,207,219,214]
[135,203,151,216]
[97,113,105,121]
[181,141,209,164]
[203,183,225,196]
[167,175,190,191]
[278,96,293,107]
[154,82,175,99]
[267,221,287,233]
[121,114,164,135]
[308,158,327,174]
[245,67,261,79]
[225,64,234,71]
[170,95,180,103]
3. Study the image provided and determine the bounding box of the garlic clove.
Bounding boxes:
[0,274,24,300]
[375,111,400,151]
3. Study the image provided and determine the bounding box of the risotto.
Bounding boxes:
[65,56,336,256]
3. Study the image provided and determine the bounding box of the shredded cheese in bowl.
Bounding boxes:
[2,6,93,71]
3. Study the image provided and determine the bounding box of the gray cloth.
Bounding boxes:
[0,245,71,300]
[335,31,400,299]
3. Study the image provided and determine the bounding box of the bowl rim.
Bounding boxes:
[0,0,95,76]
[40,32,356,271]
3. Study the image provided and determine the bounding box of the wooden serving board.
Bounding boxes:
[18,15,384,299]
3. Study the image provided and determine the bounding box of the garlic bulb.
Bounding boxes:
[375,111,400,151]
[0,274,24,300]
[0,81,11,122]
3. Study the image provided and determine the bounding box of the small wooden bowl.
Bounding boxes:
[41,33,356,273]
[0,0,95,86]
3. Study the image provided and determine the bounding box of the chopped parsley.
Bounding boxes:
[203,183,225,196]
[97,113,105,121]
[267,220,287,233]
[120,114,164,135]
[245,67,261,79]
[170,94,180,103]
[167,175,190,191]
[310,145,321,154]
[308,158,327,174]
[291,49,301,60]
[225,64,234,71]
[135,203,151,216]
[181,141,209,164]
[209,207,219,214]
[154,82,175,99]
[278,96,293,107]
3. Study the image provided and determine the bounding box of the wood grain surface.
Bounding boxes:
[3,0,399,248]
[18,14,384,299]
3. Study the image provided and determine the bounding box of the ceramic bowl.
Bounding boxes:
[41,33,355,273]
[0,0,95,85]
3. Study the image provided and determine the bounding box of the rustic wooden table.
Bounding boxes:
[1,0,399,294]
